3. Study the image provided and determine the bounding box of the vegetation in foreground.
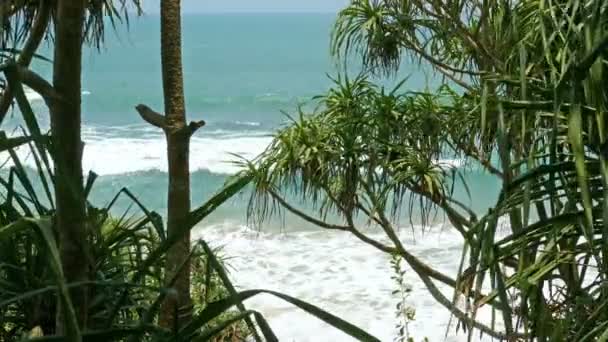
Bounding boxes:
[0,162,247,341]
[4,0,608,341]
[0,0,381,341]
[244,0,608,340]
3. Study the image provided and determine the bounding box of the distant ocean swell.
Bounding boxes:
[197,93,314,107]
[81,127,272,175]
[6,120,465,178]
[81,133,464,176]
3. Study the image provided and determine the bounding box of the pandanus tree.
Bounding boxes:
[2,0,204,330]
[0,0,143,333]
[245,0,608,340]
[1,1,400,341]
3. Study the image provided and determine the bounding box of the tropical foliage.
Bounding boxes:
[0,123,379,341]
[0,152,243,340]
[0,1,383,341]
[244,0,608,340]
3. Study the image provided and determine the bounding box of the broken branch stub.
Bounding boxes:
[135,104,167,129]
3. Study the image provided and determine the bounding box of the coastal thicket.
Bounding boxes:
[245,0,608,340]
[4,0,607,340]
[0,1,379,341]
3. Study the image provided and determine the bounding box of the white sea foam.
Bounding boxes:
[24,87,43,102]
[199,223,499,342]
[0,125,272,175]
[235,121,262,127]
[1,125,469,177]
[437,158,465,169]
[81,132,272,175]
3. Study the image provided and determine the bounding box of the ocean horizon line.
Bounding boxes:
[137,11,339,16]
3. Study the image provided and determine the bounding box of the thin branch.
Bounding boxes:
[418,270,525,340]
[406,182,473,238]
[452,141,503,178]
[269,179,500,318]
[576,34,608,77]
[359,175,519,339]
[360,180,460,288]
[321,180,470,292]
[0,62,61,107]
[0,132,35,151]
[435,2,501,70]
[406,41,483,76]
[17,67,60,104]
[445,197,478,222]
[435,65,476,92]
[555,34,608,93]
[0,0,51,123]
[357,180,511,322]
[268,188,398,254]
[346,219,398,255]
[438,202,471,237]
[135,104,167,129]
[400,42,477,91]
[473,0,490,38]
[267,188,350,231]
[355,201,384,226]
[188,120,206,136]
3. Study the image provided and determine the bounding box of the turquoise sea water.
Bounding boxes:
[7,14,334,218]
[7,13,501,219]
[5,14,501,341]
[16,14,335,215]
[8,13,501,222]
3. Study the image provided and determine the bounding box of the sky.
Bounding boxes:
[142,0,348,13]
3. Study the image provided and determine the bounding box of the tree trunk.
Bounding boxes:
[51,0,87,333]
[158,0,193,327]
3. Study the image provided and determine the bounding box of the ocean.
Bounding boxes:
[5,13,503,341]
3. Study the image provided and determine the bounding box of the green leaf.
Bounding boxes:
[106,174,252,326]
[181,289,380,342]
[568,103,595,244]
[0,218,81,342]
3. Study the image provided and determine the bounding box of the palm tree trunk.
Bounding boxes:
[51,0,88,333]
[158,0,193,327]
